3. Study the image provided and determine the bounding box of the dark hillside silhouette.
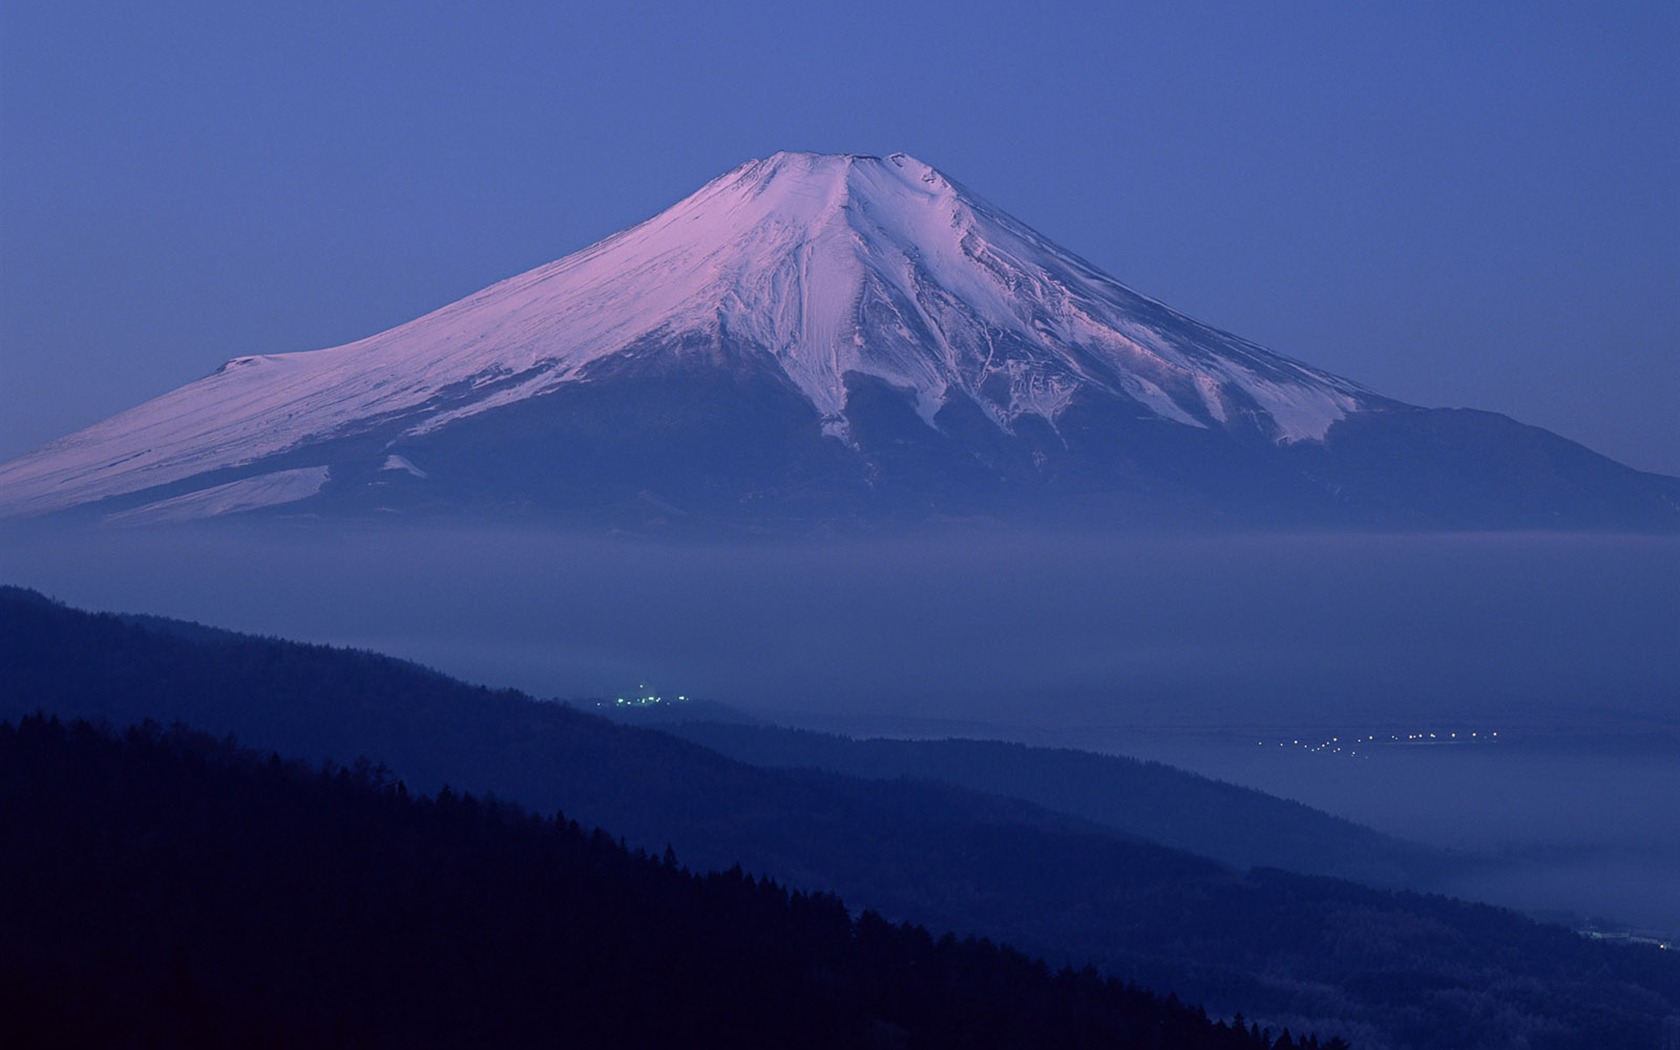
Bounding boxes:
[0,714,1301,1050]
[2,586,1676,1048]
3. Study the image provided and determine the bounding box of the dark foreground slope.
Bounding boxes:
[0,715,1289,1050]
[3,587,1676,1049]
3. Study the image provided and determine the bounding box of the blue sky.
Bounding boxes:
[3,0,1676,472]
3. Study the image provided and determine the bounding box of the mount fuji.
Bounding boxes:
[2,152,1674,530]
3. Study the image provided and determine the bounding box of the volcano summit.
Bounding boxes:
[1,152,1673,530]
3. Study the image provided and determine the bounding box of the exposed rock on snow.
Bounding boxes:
[0,152,1373,520]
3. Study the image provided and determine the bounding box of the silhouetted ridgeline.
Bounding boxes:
[3,586,1677,1049]
[0,715,1305,1050]
[656,722,1452,887]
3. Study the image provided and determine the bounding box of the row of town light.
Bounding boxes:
[1255,730,1500,758]
[613,692,689,708]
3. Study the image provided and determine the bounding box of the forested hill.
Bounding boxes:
[0,714,1300,1050]
[3,585,1677,1049]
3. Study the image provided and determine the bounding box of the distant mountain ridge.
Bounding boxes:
[1,152,1674,530]
[656,721,1452,888]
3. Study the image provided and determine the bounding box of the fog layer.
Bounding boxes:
[4,523,1675,928]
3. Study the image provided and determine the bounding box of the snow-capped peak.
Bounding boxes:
[0,152,1375,519]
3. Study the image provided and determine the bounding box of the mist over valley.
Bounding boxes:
[7,522,1674,937]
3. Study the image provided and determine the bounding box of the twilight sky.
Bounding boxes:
[3,1,1676,473]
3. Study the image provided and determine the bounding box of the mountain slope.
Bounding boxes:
[4,585,1678,1049]
[1,152,1674,529]
[2,715,1287,1050]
